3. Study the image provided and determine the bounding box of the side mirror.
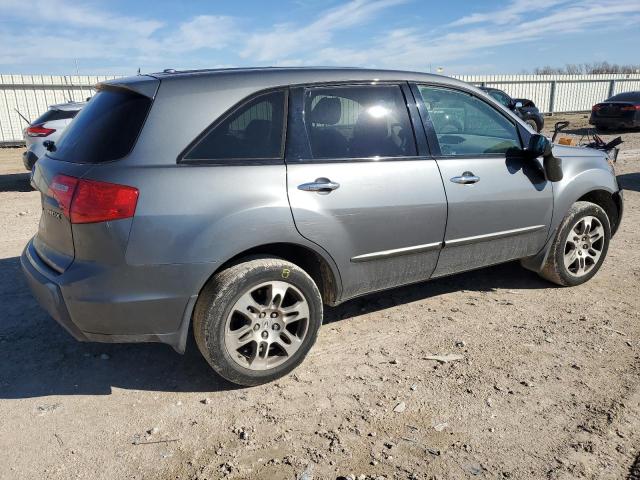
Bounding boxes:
[527,134,551,157]
[515,101,523,109]
[526,134,563,182]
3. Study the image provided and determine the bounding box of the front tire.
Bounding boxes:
[538,201,611,286]
[193,257,323,386]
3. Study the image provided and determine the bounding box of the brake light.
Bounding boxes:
[48,174,138,224]
[621,105,640,111]
[26,124,56,137]
[592,104,602,112]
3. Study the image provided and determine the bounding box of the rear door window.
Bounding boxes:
[184,90,286,162]
[417,85,521,156]
[48,88,151,164]
[304,85,417,159]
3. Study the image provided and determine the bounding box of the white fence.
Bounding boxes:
[1,73,640,145]
[456,73,640,114]
[0,75,117,145]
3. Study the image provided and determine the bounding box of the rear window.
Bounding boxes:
[608,92,640,102]
[48,88,151,164]
[33,108,79,124]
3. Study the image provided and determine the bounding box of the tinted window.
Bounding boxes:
[304,85,416,159]
[418,86,521,156]
[185,90,285,161]
[33,108,79,124]
[49,89,151,164]
[608,92,640,102]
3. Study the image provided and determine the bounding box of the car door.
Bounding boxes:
[286,83,447,301]
[411,83,553,277]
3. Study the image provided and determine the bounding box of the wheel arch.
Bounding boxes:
[214,242,342,306]
[577,189,622,236]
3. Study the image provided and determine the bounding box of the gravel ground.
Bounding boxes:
[0,113,639,480]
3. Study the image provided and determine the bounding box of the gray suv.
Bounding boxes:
[22,68,623,386]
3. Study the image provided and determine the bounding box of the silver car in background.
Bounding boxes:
[21,68,623,386]
[22,101,85,170]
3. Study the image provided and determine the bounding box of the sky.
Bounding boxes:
[0,0,639,76]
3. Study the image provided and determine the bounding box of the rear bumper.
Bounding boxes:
[21,241,87,341]
[589,115,639,128]
[21,239,205,353]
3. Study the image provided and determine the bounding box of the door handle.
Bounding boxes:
[298,178,340,193]
[450,171,480,185]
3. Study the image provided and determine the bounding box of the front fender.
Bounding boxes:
[522,146,619,273]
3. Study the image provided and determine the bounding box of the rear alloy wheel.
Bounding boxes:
[538,201,611,286]
[193,257,322,386]
[224,281,310,371]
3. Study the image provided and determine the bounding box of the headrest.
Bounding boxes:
[310,97,342,125]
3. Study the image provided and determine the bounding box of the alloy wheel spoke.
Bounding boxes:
[234,291,263,316]
[226,325,255,350]
[275,331,303,356]
[267,283,289,309]
[281,300,310,324]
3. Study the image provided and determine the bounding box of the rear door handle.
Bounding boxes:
[450,171,480,185]
[298,178,340,193]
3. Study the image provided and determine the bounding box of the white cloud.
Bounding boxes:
[241,0,407,62]
[0,0,639,74]
[0,0,163,35]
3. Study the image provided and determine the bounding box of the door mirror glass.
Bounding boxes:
[527,133,551,157]
[514,101,523,109]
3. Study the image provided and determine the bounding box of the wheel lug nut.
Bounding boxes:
[253,324,260,331]
[270,312,278,318]
[259,312,266,318]
[261,331,268,339]
[272,324,280,331]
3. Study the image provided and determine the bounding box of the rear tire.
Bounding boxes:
[193,257,323,386]
[538,201,611,286]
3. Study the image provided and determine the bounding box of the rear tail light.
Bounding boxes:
[621,105,640,111]
[26,124,56,137]
[592,104,602,112]
[48,174,139,224]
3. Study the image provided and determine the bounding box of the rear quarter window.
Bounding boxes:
[48,88,151,164]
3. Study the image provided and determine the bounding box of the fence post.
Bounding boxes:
[608,80,616,98]
[549,80,557,114]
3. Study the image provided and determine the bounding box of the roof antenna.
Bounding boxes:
[137,67,141,75]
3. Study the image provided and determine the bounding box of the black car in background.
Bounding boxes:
[590,91,640,131]
[480,86,544,132]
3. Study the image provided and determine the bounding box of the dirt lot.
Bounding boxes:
[1,113,639,480]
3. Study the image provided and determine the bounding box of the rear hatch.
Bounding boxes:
[31,77,158,273]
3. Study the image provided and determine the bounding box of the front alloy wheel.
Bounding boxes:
[538,201,611,286]
[563,216,606,277]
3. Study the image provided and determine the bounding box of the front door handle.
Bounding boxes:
[298,177,340,193]
[451,171,480,185]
